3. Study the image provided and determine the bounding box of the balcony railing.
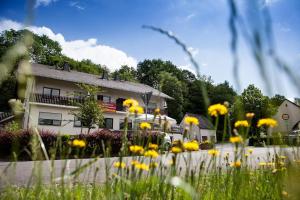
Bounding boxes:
[30,93,84,106]
[0,112,14,123]
[29,93,166,114]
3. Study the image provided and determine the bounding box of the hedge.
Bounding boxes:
[0,129,162,161]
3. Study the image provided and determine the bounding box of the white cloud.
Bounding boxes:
[35,0,58,8]
[185,13,196,21]
[69,1,85,10]
[263,0,280,6]
[0,19,137,71]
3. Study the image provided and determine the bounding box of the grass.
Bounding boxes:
[1,164,298,200]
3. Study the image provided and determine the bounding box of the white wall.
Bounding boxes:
[27,103,128,134]
[272,100,300,134]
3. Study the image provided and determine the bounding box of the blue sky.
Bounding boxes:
[0,0,300,98]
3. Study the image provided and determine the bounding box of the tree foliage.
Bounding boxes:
[159,72,184,122]
[233,84,278,136]
[270,94,285,107]
[73,84,104,134]
[111,65,137,82]
[0,75,17,111]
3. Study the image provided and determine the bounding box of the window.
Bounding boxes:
[148,102,157,109]
[74,91,85,99]
[74,116,82,127]
[103,118,113,129]
[202,136,208,142]
[97,95,111,103]
[43,87,60,96]
[119,118,132,130]
[210,136,216,143]
[38,112,62,126]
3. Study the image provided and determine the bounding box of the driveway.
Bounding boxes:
[0,145,295,187]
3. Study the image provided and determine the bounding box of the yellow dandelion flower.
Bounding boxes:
[246,113,255,118]
[113,161,126,168]
[259,162,275,167]
[257,118,278,128]
[168,159,174,166]
[129,106,144,114]
[144,150,159,158]
[72,139,86,148]
[259,162,267,167]
[129,145,144,154]
[183,141,199,151]
[123,99,139,107]
[149,162,158,168]
[245,153,249,158]
[140,122,151,130]
[135,163,149,171]
[229,136,243,143]
[208,149,220,156]
[208,103,228,117]
[247,149,254,154]
[171,146,183,154]
[230,161,242,168]
[184,116,199,126]
[172,140,183,146]
[282,191,288,197]
[234,120,250,128]
[148,143,158,150]
[131,160,140,166]
[154,108,160,115]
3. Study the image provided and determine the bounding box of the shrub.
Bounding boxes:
[0,129,162,161]
[3,120,21,132]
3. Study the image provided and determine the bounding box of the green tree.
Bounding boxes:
[111,65,137,81]
[233,84,277,136]
[270,94,285,107]
[210,81,237,105]
[159,72,184,122]
[73,84,104,134]
[137,59,182,88]
[185,79,213,115]
[0,75,17,111]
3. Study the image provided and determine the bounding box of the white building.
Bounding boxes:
[180,113,216,142]
[20,63,172,134]
[272,99,300,134]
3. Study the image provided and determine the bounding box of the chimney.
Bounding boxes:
[63,62,70,71]
[101,71,109,80]
[114,73,120,81]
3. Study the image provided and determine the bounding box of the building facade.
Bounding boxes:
[21,63,172,134]
[272,99,300,134]
[180,113,217,142]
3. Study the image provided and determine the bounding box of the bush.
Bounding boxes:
[4,120,21,132]
[0,129,162,161]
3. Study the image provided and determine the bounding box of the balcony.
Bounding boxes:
[30,93,84,106]
[29,93,166,114]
